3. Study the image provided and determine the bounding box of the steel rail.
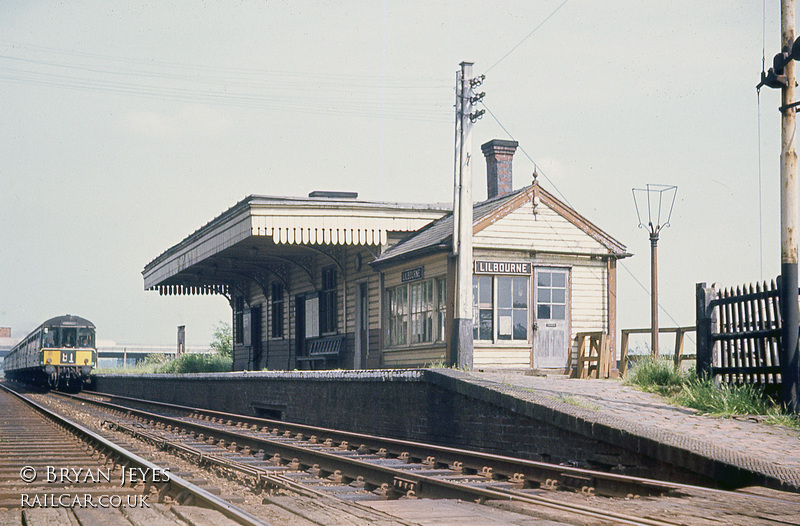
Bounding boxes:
[63,392,684,526]
[1,384,272,526]
[72,391,712,497]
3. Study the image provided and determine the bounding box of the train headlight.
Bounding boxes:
[46,358,51,364]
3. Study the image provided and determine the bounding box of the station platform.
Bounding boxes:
[448,369,800,492]
[90,367,800,493]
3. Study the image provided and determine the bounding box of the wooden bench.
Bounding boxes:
[296,335,345,370]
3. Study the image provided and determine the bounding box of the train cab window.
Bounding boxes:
[77,328,94,348]
[62,328,77,347]
[43,330,55,348]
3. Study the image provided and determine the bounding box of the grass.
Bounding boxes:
[625,355,800,429]
[95,353,232,375]
[556,393,600,411]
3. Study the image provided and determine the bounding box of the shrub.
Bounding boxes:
[154,353,232,374]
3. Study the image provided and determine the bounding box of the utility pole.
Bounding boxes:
[780,0,799,413]
[758,0,800,412]
[452,61,484,369]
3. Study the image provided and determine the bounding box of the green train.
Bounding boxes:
[4,315,97,391]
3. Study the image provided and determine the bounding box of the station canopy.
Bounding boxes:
[142,194,449,297]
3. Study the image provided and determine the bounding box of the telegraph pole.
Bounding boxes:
[452,61,484,369]
[780,0,799,413]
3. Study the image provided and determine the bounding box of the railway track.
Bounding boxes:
[15,387,800,525]
[47,390,720,526]
[0,384,271,526]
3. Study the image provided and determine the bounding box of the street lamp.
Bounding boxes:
[632,184,678,357]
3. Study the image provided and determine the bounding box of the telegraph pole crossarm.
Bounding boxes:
[632,184,677,358]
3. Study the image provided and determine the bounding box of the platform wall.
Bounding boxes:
[90,369,714,486]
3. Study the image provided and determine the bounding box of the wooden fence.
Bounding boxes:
[619,326,696,377]
[696,281,782,389]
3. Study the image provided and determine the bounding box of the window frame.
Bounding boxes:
[270,282,284,339]
[472,274,530,344]
[386,276,447,347]
[234,296,245,345]
[320,266,338,335]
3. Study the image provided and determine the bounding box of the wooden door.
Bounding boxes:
[533,268,570,368]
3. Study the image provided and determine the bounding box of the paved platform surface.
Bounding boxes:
[454,370,800,491]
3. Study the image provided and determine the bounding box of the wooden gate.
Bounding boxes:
[696,281,782,389]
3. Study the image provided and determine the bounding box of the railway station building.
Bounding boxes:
[142,140,629,372]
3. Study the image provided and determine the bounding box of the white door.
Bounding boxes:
[533,268,570,368]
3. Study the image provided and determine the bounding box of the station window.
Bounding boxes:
[473,275,529,342]
[387,277,446,346]
[234,297,244,344]
[320,267,338,334]
[271,282,284,339]
[410,280,434,343]
[436,278,447,342]
[536,271,567,321]
[387,285,408,346]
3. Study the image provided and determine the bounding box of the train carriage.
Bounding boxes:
[3,314,96,391]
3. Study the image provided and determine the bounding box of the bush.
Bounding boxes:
[154,353,232,374]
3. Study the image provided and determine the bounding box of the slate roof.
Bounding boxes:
[371,188,525,267]
[371,183,629,268]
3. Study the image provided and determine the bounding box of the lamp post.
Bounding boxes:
[632,184,677,357]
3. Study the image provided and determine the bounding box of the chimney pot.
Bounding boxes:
[481,139,518,199]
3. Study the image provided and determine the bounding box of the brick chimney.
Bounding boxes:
[481,139,519,199]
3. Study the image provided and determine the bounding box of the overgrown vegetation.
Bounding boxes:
[209,322,232,358]
[96,321,233,374]
[624,356,800,428]
[152,352,232,373]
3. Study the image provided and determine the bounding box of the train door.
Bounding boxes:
[533,267,570,369]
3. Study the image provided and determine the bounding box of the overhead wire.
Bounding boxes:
[479,1,692,339]
[0,40,452,122]
[484,0,570,74]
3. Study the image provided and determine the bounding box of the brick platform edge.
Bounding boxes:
[429,369,800,493]
[89,369,800,492]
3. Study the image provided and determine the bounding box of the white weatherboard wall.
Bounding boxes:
[473,201,608,255]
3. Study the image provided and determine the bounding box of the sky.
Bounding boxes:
[0,1,787,351]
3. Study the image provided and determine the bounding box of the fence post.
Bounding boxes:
[696,282,716,379]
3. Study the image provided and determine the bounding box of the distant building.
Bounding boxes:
[143,139,629,372]
[0,328,10,338]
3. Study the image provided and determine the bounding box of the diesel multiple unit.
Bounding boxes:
[4,315,96,390]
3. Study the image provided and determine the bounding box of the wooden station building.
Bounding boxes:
[142,140,629,372]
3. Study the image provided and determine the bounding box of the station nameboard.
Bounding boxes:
[474,260,531,275]
[401,266,424,283]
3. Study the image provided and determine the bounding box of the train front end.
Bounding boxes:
[40,318,96,390]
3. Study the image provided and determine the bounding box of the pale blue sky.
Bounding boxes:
[0,2,783,349]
